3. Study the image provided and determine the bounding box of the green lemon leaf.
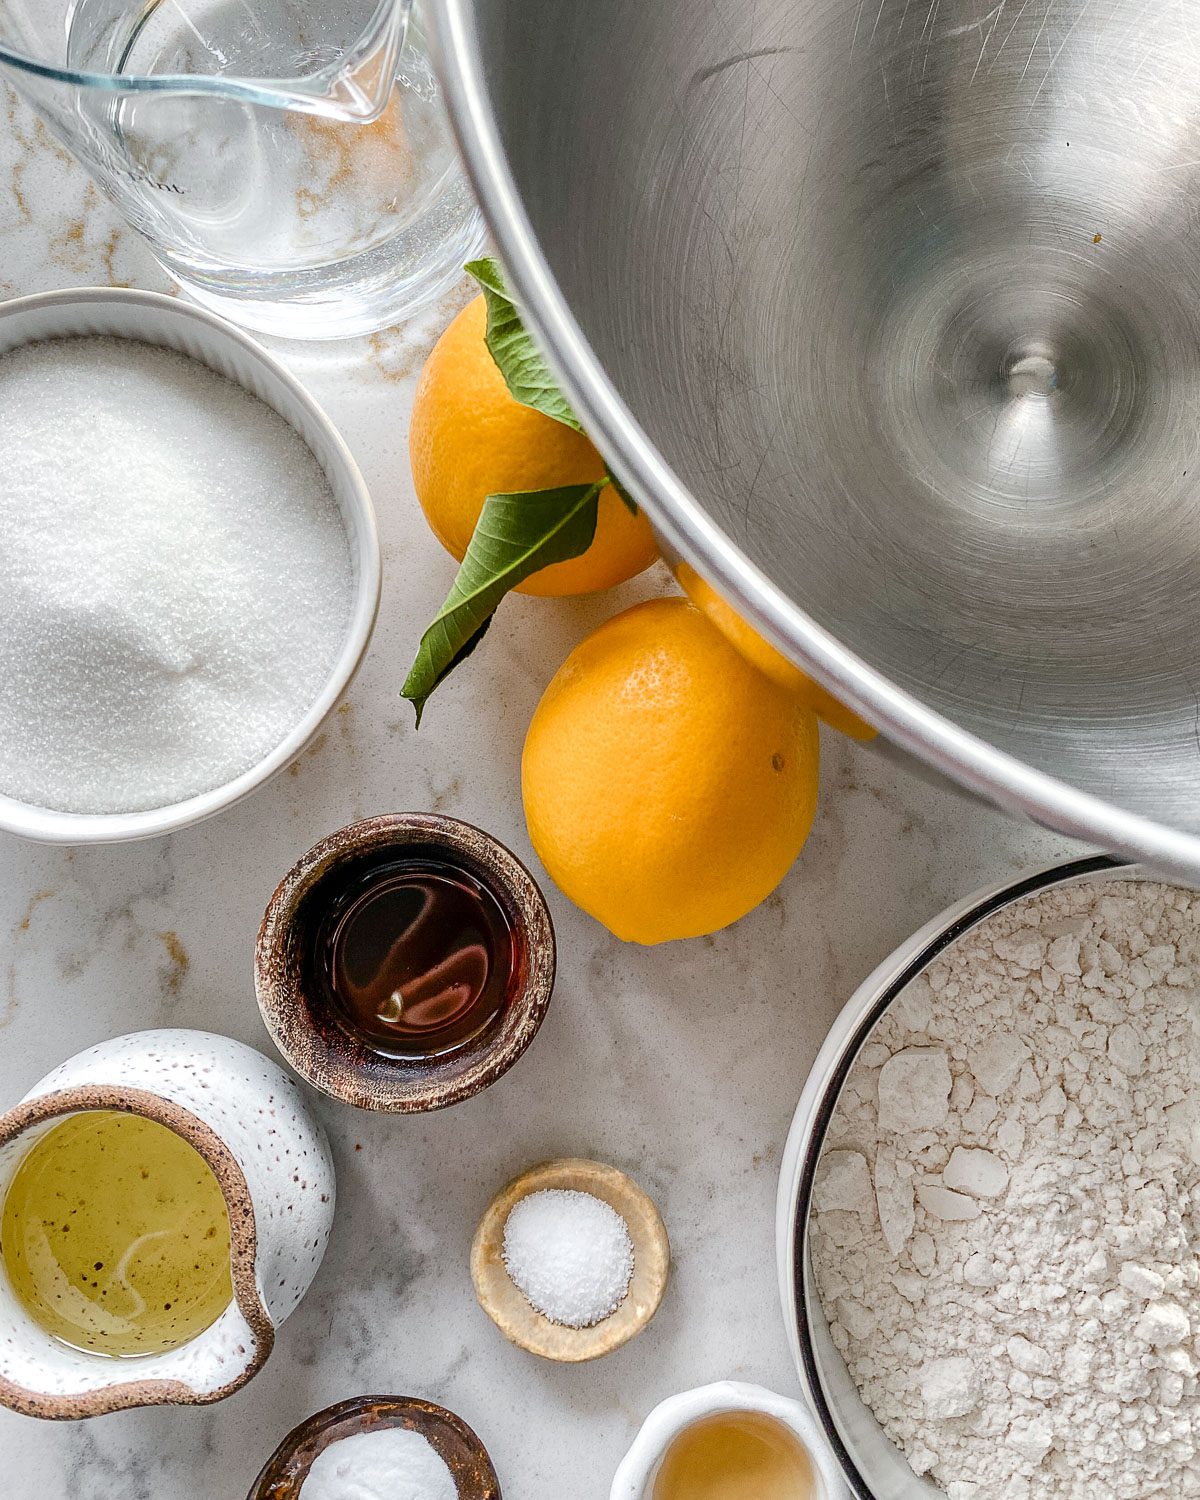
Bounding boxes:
[462,259,637,513]
[606,470,639,516]
[402,480,605,724]
[465,257,584,432]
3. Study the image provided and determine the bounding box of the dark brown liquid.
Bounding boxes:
[310,853,517,1060]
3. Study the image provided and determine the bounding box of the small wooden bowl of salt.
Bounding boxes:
[471,1158,670,1362]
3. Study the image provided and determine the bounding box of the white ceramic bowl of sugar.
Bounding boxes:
[0,288,380,844]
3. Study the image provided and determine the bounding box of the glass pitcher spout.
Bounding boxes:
[0,0,413,120]
[311,0,412,122]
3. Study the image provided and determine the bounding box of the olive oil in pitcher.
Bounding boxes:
[1,1110,233,1356]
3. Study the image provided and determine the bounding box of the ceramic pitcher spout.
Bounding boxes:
[0,1031,334,1420]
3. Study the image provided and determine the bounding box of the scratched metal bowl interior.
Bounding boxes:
[458,0,1200,858]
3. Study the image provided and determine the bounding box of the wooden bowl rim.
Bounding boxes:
[245,1394,501,1498]
[255,813,555,1112]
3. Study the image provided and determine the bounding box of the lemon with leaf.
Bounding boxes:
[403,260,656,722]
[410,293,655,597]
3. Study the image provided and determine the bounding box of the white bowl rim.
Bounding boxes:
[774,852,1142,1499]
[0,286,382,844]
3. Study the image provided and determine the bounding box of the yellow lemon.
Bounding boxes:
[675,562,877,741]
[409,295,658,596]
[522,597,820,944]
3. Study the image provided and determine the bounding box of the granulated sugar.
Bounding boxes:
[0,337,353,814]
[811,879,1200,1500]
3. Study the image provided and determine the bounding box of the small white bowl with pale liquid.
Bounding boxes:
[611,1381,849,1500]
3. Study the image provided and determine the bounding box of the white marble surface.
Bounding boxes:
[0,84,1088,1500]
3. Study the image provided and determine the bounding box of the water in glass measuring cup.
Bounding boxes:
[62,0,483,337]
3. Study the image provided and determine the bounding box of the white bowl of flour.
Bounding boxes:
[778,856,1200,1500]
[0,289,380,842]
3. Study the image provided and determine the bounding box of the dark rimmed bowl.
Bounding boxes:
[255,814,555,1112]
[247,1394,501,1499]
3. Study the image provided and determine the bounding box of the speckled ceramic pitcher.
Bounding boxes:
[0,1029,334,1418]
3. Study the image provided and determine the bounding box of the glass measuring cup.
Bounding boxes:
[0,0,483,337]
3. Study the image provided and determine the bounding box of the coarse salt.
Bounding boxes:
[502,1188,634,1328]
[0,336,353,814]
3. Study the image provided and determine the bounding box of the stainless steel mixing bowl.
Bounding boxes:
[431,0,1200,879]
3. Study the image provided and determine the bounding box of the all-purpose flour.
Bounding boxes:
[811,879,1200,1499]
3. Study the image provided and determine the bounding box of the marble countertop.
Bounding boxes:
[0,84,1087,1500]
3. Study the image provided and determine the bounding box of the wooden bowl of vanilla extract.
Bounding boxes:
[255,814,556,1112]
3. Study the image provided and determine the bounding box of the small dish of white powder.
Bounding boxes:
[299,1428,457,1500]
[0,328,367,826]
[248,1397,499,1500]
[808,874,1200,1500]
